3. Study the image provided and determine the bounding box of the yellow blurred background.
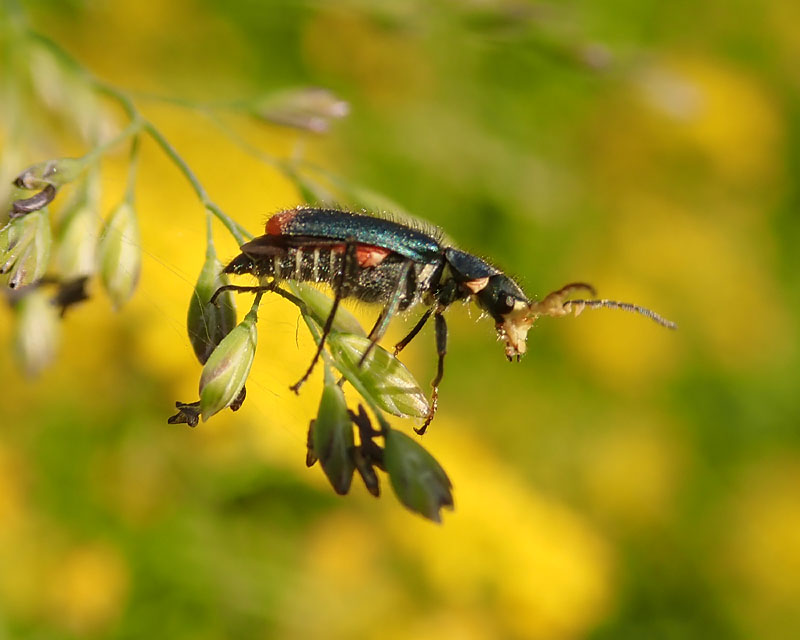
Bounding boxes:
[1,1,799,638]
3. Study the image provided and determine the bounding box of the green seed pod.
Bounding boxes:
[27,46,104,143]
[28,45,73,112]
[97,201,141,310]
[312,373,356,495]
[14,157,86,190]
[326,333,429,419]
[12,287,61,377]
[0,209,52,289]
[55,189,99,280]
[187,242,237,364]
[251,87,349,133]
[0,218,30,268]
[383,428,454,523]
[198,300,259,421]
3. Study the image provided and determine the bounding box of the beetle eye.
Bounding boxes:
[494,295,514,315]
[477,274,528,320]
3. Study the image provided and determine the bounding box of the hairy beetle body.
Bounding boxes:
[220,206,676,432]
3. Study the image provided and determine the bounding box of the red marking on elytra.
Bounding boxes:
[355,245,391,267]
[265,211,298,235]
[325,243,391,267]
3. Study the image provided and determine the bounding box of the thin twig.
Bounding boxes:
[143,122,251,245]
[124,134,140,203]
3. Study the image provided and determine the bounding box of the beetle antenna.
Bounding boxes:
[563,299,677,329]
[549,282,597,299]
[528,282,597,320]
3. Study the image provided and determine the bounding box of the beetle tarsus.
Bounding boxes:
[415,312,447,435]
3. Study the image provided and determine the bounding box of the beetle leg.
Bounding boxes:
[262,283,312,312]
[358,261,412,367]
[210,284,267,305]
[393,307,433,356]
[415,311,447,435]
[209,282,310,316]
[290,240,357,394]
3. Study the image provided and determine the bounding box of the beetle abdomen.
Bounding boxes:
[224,242,435,309]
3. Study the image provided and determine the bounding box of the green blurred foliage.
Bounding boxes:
[2,0,800,639]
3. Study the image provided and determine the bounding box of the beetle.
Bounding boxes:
[215,206,676,433]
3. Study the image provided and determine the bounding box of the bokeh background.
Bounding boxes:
[2,1,799,638]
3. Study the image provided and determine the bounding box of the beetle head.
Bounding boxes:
[474,274,533,361]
